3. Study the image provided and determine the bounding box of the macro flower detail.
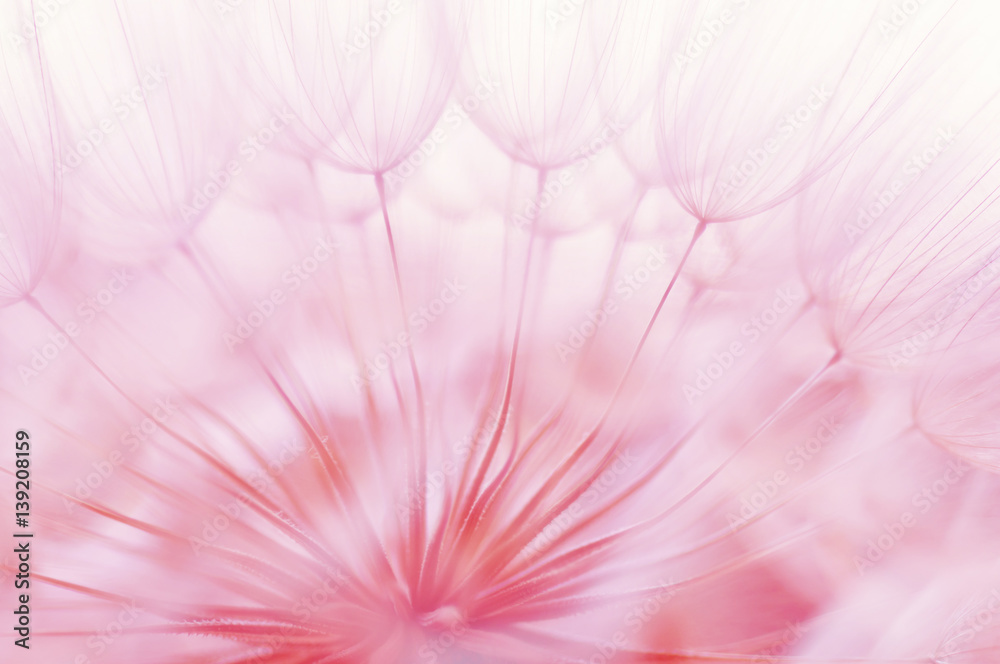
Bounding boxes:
[2,2,1000,664]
